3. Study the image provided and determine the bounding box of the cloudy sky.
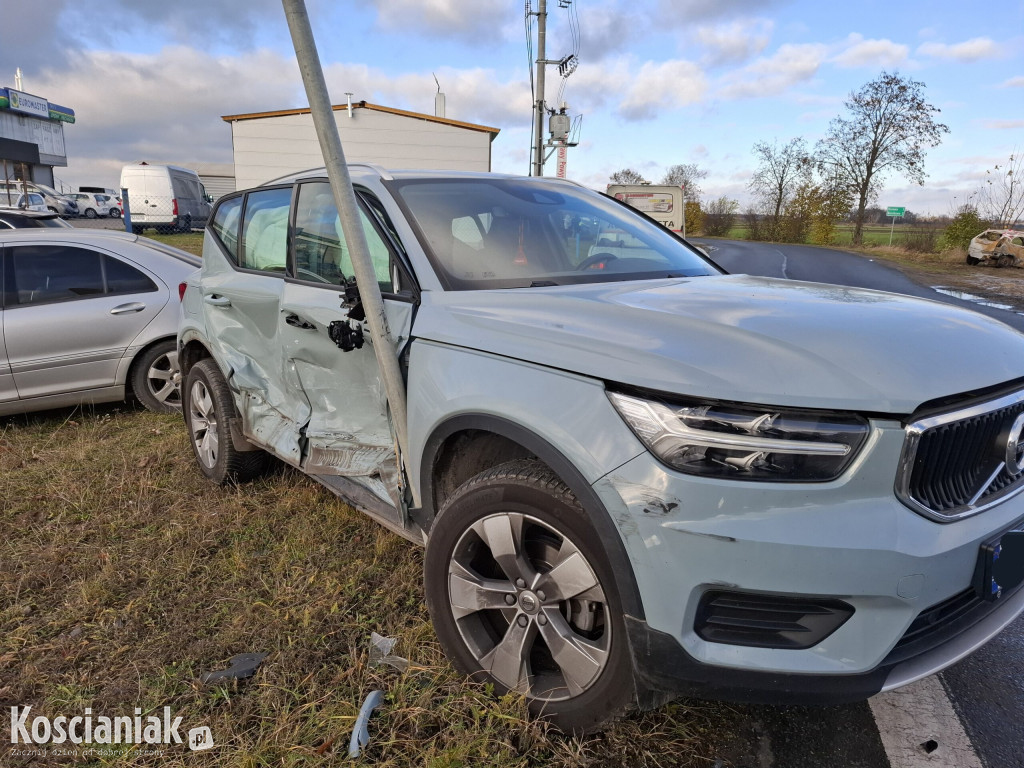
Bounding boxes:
[2,0,1022,214]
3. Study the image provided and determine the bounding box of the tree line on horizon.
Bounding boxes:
[608,72,1023,250]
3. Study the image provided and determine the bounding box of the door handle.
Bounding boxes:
[204,294,231,307]
[110,302,146,315]
[284,313,317,330]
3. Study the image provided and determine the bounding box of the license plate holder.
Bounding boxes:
[975,527,1024,602]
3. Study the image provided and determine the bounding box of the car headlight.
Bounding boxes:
[608,391,869,482]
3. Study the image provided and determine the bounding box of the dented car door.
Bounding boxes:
[280,181,413,507]
[202,186,309,466]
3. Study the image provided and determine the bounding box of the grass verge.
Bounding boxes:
[1,406,739,767]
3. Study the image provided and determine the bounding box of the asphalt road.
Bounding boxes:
[690,238,1024,768]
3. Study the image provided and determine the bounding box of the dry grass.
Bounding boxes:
[0,406,738,767]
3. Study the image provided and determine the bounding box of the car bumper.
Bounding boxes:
[592,419,1024,701]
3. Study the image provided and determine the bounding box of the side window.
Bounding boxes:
[104,256,157,295]
[292,182,393,292]
[240,187,292,272]
[211,195,243,259]
[9,245,104,305]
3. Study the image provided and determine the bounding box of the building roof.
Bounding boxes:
[221,100,500,140]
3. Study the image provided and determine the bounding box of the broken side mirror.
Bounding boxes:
[329,319,364,352]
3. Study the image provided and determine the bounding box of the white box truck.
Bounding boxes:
[120,163,212,233]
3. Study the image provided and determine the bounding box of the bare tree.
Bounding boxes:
[609,168,649,185]
[661,163,708,201]
[748,137,813,239]
[979,152,1023,228]
[818,72,949,245]
[703,195,739,237]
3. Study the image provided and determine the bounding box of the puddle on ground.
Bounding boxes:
[932,287,1023,314]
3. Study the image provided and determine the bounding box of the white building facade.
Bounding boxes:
[223,101,500,190]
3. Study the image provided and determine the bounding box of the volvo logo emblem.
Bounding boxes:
[1005,413,1024,474]
[518,592,539,613]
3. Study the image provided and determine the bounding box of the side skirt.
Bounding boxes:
[309,473,424,545]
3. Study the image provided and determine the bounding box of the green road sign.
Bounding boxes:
[887,206,905,217]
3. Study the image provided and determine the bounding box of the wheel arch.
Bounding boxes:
[126,334,177,387]
[420,413,645,620]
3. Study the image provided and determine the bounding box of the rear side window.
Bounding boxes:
[211,195,243,258]
[104,255,158,294]
[240,187,292,272]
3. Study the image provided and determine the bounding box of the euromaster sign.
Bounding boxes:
[0,88,76,123]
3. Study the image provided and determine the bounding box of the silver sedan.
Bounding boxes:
[0,230,200,416]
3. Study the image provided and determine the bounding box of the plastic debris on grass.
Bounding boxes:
[369,631,409,672]
[348,689,384,759]
[201,652,269,683]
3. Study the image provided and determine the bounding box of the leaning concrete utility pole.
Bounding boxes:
[280,0,409,460]
[531,0,547,177]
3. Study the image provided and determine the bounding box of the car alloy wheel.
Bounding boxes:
[447,511,612,702]
[188,377,219,470]
[145,349,181,409]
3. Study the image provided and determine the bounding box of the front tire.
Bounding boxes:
[424,459,636,734]
[183,359,268,485]
[85,208,97,219]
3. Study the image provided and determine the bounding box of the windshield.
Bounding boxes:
[392,178,718,289]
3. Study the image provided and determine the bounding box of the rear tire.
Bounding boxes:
[131,340,181,413]
[85,208,97,219]
[183,359,269,485]
[424,459,636,734]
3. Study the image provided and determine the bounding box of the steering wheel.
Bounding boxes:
[576,252,619,271]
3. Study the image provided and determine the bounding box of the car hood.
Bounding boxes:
[413,274,1024,414]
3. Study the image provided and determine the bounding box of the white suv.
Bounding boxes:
[178,166,1024,733]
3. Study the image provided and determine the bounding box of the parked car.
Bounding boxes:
[0,209,73,229]
[178,167,1024,733]
[7,193,49,212]
[68,192,121,218]
[120,163,212,234]
[0,230,200,417]
[967,228,1024,268]
[1,182,78,217]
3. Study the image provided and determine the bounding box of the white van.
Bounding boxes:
[120,163,213,233]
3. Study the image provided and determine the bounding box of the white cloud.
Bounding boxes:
[832,34,908,69]
[369,0,515,42]
[618,60,707,120]
[696,19,774,65]
[28,45,537,189]
[718,43,828,99]
[999,76,1024,88]
[982,119,1024,130]
[917,37,1000,62]
[657,0,788,24]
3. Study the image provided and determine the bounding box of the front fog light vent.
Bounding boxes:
[695,591,854,649]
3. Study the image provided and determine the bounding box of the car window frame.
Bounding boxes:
[1,243,159,310]
[285,180,418,302]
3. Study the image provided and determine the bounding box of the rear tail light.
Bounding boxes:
[172,199,179,216]
[178,282,187,301]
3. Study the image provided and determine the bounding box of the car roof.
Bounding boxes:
[0,229,201,266]
[0,208,63,219]
[265,164,587,189]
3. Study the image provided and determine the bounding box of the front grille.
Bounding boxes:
[897,391,1024,521]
